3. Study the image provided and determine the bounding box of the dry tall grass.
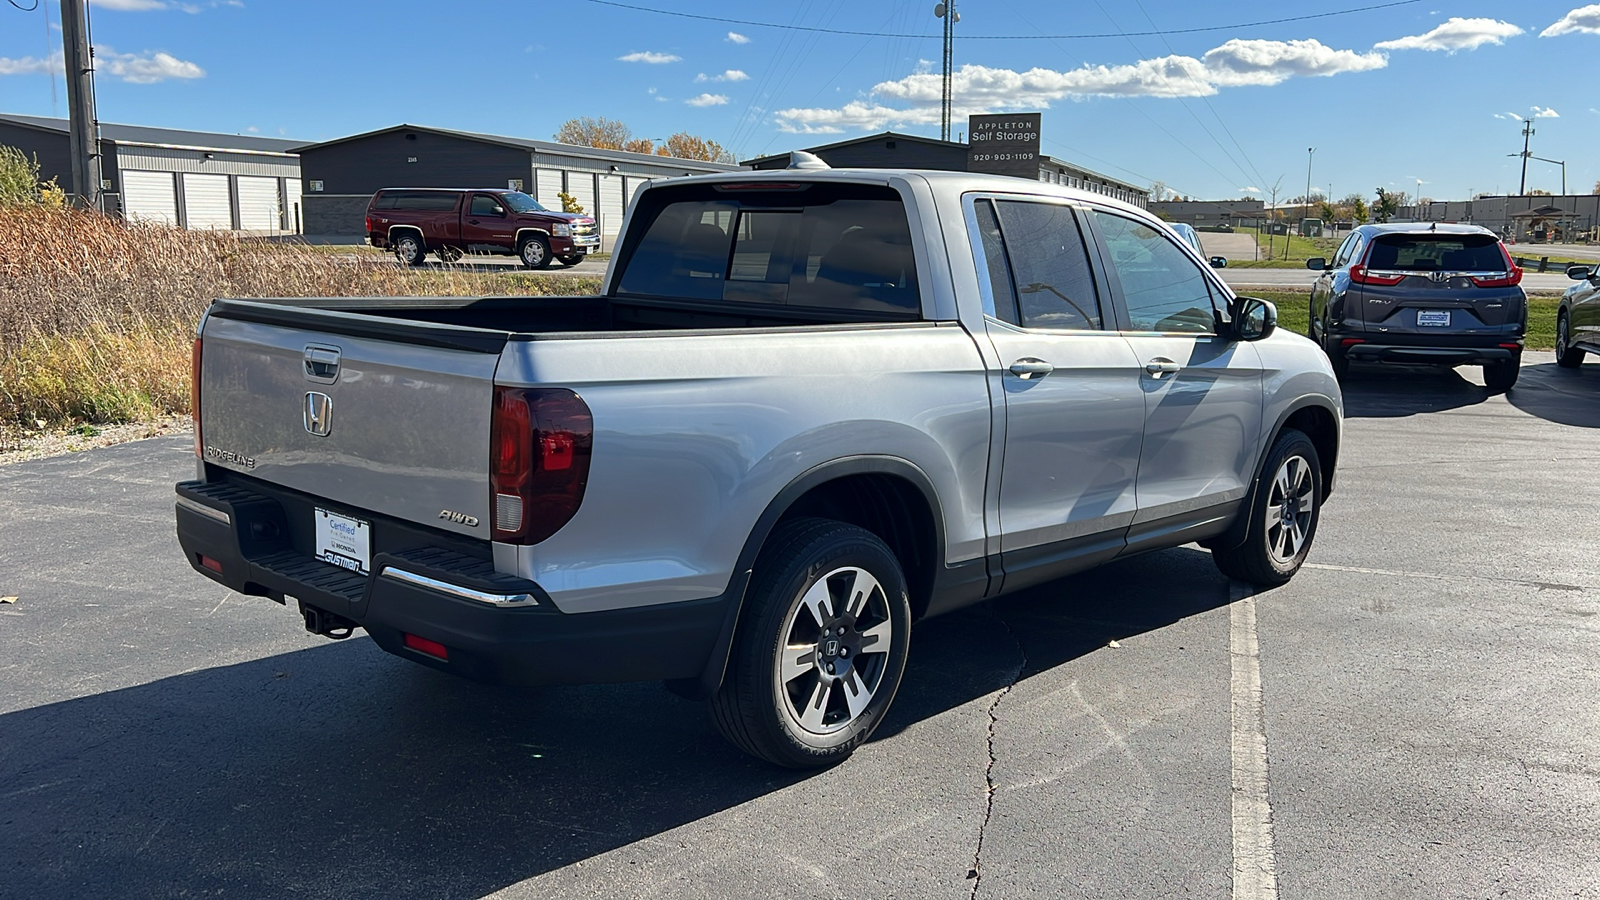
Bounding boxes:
[0,207,601,447]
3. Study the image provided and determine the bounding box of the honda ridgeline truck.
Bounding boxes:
[367,188,600,268]
[176,160,1343,768]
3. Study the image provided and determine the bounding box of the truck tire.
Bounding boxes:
[711,518,911,769]
[393,232,427,267]
[1212,428,1322,586]
[518,235,552,269]
[558,254,584,267]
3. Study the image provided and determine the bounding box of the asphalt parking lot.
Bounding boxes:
[3,353,1599,899]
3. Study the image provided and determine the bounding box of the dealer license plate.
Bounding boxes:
[315,508,371,575]
[1417,310,1451,327]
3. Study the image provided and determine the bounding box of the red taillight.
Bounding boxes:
[403,633,449,660]
[1472,245,1523,287]
[489,387,593,544]
[1349,264,1405,287]
[365,214,373,234]
[1341,338,1366,346]
[191,337,203,458]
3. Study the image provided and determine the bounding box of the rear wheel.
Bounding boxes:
[1322,335,1350,381]
[518,235,552,269]
[1483,353,1520,392]
[1212,429,1322,586]
[711,518,911,769]
[1556,311,1585,368]
[392,232,426,267]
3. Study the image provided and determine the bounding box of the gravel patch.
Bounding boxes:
[0,416,191,467]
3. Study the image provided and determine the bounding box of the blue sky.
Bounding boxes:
[2,0,1598,201]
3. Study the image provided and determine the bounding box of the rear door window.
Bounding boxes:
[1089,210,1219,333]
[616,183,920,315]
[1367,234,1506,271]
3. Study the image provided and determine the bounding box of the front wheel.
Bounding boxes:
[1212,429,1323,586]
[711,518,911,768]
[1556,312,1585,369]
[518,235,552,269]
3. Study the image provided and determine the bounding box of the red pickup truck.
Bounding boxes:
[366,188,601,269]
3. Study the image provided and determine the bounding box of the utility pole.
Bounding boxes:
[60,0,102,210]
[934,1,958,142]
[1517,119,1533,197]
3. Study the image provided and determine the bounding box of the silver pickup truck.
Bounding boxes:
[175,163,1342,767]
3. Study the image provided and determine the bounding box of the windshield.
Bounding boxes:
[1368,234,1506,271]
[502,192,547,213]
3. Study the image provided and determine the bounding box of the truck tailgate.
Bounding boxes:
[198,300,505,541]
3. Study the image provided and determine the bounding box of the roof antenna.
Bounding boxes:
[787,150,830,170]
[1429,222,1436,231]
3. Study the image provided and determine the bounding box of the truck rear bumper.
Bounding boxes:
[175,479,728,687]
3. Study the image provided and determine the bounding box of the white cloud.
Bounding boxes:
[99,47,205,82]
[1374,17,1523,51]
[1541,4,1600,36]
[0,46,203,82]
[245,125,259,133]
[695,69,749,83]
[1241,186,1261,193]
[726,32,750,44]
[0,52,61,76]
[89,0,170,9]
[685,93,729,107]
[618,51,680,64]
[1532,105,1560,117]
[775,38,1385,132]
[1493,110,1523,120]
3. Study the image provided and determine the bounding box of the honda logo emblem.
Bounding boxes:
[304,392,333,436]
[1429,271,1450,283]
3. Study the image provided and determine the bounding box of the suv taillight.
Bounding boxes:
[1471,245,1523,288]
[1349,264,1405,287]
[191,337,202,458]
[490,387,593,544]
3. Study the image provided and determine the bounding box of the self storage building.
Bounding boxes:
[289,124,744,247]
[0,112,304,232]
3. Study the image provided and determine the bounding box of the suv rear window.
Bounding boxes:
[372,190,459,211]
[615,183,920,316]
[1367,234,1506,271]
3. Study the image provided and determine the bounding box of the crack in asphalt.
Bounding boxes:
[968,602,1028,899]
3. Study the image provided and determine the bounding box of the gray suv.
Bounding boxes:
[1307,223,1526,390]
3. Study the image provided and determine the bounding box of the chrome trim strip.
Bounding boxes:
[381,567,539,608]
[176,496,231,526]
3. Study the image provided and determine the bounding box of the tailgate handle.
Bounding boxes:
[304,345,341,383]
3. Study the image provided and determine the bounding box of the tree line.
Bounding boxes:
[553,117,734,164]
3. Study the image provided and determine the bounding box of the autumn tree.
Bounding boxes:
[554,117,632,150]
[1593,179,1600,194]
[659,132,735,163]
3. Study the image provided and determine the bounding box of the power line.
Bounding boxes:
[580,0,1424,40]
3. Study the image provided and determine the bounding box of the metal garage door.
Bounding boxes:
[536,169,563,206]
[121,170,177,224]
[566,173,596,219]
[597,174,625,250]
[237,176,281,232]
[182,173,233,230]
[284,178,302,233]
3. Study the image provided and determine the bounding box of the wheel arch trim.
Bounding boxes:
[1212,396,1341,553]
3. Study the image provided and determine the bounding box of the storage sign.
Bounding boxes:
[966,113,1041,178]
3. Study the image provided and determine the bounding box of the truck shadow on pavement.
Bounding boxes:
[1507,363,1600,428]
[1339,363,1492,418]
[0,549,1234,899]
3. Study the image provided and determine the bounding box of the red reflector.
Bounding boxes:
[1499,343,1521,349]
[199,554,223,574]
[1341,339,1366,346]
[403,633,449,660]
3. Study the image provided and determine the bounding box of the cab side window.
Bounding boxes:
[470,195,505,217]
[973,198,1103,330]
[1090,210,1218,334]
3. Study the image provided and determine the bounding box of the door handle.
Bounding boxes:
[1008,358,1054,380]
[1145,358,1181,378]
[467,219,480,225]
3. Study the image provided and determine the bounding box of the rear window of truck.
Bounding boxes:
[372,191,459,211]
[1367,234,1506,271]
[615,183,920,316]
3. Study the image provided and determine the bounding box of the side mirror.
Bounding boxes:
[1234,297,1277,342]
[1567,265,1594,281]
[1305,257,1328,271]
[1209,256,1228,269]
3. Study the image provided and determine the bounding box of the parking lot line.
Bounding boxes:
[1230,582,1279,900]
